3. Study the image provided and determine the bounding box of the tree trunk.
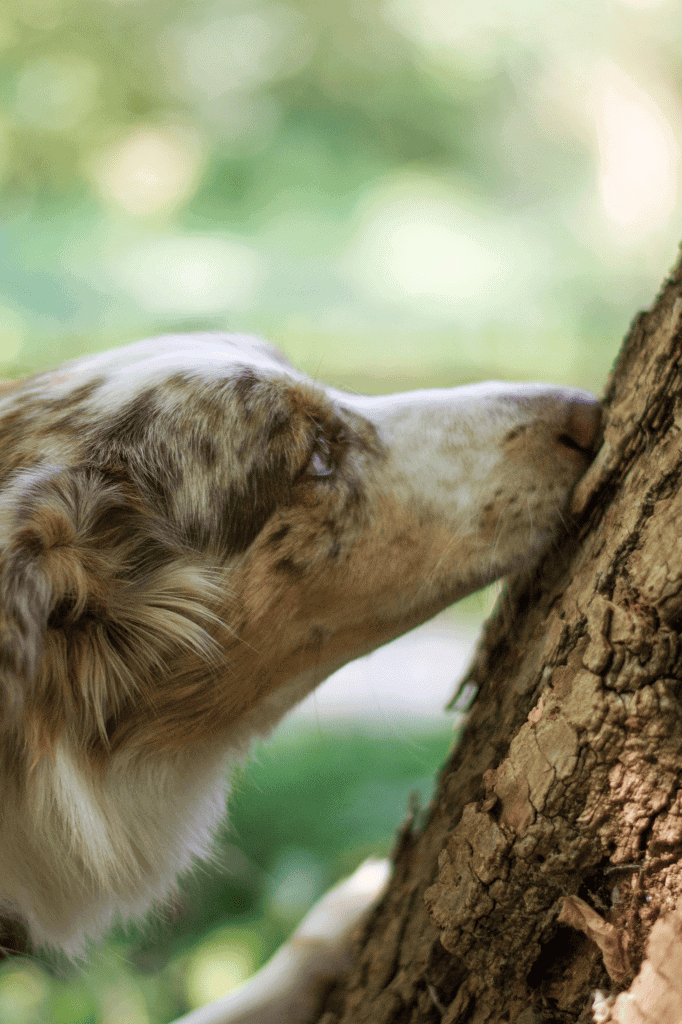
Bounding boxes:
[313,253,682,1024]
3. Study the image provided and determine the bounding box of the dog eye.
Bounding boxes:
[305,444,334,477]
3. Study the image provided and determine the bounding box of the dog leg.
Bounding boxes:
[173,858,391,1024]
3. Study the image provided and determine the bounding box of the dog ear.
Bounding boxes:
[0,467,133,722]
[0,466,225,742]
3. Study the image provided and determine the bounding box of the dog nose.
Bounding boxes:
[560,396,602,454]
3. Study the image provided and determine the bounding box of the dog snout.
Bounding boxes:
[557,395,602,457]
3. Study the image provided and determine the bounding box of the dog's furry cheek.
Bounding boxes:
[239,496,422,632]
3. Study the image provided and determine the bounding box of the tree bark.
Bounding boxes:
[313,252,682,1024]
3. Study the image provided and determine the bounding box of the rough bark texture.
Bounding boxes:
[313,252,682,1024]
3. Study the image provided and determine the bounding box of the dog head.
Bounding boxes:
[0,334,600,763]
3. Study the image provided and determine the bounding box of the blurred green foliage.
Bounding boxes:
[1,0,681,385]
[1,1,682,1020]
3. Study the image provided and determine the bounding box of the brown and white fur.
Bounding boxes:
[0,334,600,1019]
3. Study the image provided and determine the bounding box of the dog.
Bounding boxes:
[0,333,600,1022]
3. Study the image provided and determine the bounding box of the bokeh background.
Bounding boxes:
[1,0,681,1021]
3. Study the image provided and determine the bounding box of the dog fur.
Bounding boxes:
[0,333,599,984]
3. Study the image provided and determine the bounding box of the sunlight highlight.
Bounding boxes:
[596,65,680,234]
[185,939,256,1007]
[111,234,264,315]
[0,963,49,1022]
[346,177,505,311]
[89,127,205,218]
